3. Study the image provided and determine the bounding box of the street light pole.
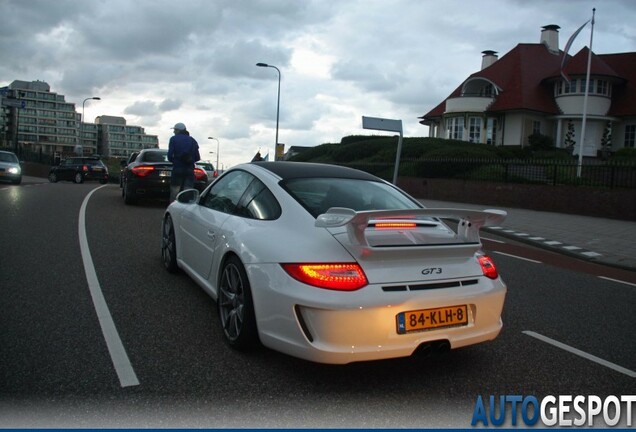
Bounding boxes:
[256,62,280,148]
[82,96,101,155]
[207,136,220,174]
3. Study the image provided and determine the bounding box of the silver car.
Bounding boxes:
[0,150,22,184]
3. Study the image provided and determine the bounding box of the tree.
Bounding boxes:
[600,121,612,159]
[564,120,576,155]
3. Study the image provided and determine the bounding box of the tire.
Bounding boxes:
[48,172,58,183]
[123,183,136,205]
[217,255,259,350]
[74,172,84,184]
[161,214,178,273]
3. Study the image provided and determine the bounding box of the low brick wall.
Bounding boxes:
[398,177,636,221]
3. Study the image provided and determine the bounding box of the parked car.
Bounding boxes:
[0,150,22,184]
[195,161,217,182]
[161,161,508,364]
[48,156,109,184]
[121,148,207,205]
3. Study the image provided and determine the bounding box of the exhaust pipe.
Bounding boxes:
[413,340,451,358]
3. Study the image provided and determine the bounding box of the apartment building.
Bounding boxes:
[0,80,158,158]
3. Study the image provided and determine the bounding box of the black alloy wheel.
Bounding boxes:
[161,214,178,273]
[74,172,84,184]
[217,255,258,350]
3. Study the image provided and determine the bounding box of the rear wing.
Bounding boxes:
[315,207,507,247]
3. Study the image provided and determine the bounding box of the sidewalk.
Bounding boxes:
[419,199,636,272]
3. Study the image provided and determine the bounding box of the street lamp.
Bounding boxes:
[256,62,281,147]
[208,136,220,174]
[82,96,101,155]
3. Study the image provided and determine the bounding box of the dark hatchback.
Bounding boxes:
[48,156,109,184]
[120,148,208,205]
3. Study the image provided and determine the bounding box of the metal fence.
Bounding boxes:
[342,158,636,189]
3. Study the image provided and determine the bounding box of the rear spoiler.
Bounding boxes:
[315,207,507,246]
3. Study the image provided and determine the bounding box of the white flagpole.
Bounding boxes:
[577,8,596,177]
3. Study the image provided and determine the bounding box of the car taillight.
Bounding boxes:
[194,167,207,181]
[131,165,155,177]
[82,165,89,172]
[478,255,498,279]
[374,222,417,229]
[282,263,368,291]
[213,170,219,177]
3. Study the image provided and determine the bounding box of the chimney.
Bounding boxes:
[481,50,498,70]
[540,24,560,53]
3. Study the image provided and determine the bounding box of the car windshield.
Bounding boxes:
[282,177,421,218]
[0,152,18,163]
[197,162,214,170]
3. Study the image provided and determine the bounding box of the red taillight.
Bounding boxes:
[131,165,155,177]
[478,255,498,279]
[213,170,219,177]
[82,165,89,172]
[374,222,417,229]
[282,263,368,291]
[194,167,207,181]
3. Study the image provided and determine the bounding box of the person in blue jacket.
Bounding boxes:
[168,122,200,201]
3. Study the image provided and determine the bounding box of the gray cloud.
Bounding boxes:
[1,0,632,167]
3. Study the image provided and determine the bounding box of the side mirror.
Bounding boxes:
[176,188,199,204]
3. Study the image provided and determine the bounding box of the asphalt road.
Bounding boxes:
[1,177,634,428]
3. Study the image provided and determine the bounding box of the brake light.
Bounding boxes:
[282,263,368,291]
[82,165,89,172]
[213,170,219,177]
[131,165,155,177]
[194,167,207,181]
[374,222,417,229]
[478,255,498,279]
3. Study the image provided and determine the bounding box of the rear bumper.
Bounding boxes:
[248,263,507,364]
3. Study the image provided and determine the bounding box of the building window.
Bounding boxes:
[625,125,636,148]
[532,121,541,135]
[468,117,481,143]
[446,117,464,140]
[486,118,498,145]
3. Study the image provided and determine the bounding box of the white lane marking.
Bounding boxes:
[493,251,542,264]
[581,251,603,257]
[544,240,562,245]
[562,245,582,250]
[79,185,139,387]
[523,331,636,378]
[599,276,636,288]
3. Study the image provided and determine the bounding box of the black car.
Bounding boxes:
[120,148,208,205]
[48,156,109,184]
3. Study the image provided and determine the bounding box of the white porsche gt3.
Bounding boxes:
[161,161,507,364]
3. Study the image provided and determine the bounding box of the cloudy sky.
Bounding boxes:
[1,0,634,168]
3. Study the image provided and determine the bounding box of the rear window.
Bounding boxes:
[84,159,105,166]
[141,151,169,163]
[282,178,420,218]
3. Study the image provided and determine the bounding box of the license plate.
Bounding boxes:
[92,167,102,171]
[396,305,468,334]
[159,171,171,177]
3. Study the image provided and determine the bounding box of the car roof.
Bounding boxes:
[251,161,381,181]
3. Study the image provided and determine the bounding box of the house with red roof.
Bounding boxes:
[419,25,636,157]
